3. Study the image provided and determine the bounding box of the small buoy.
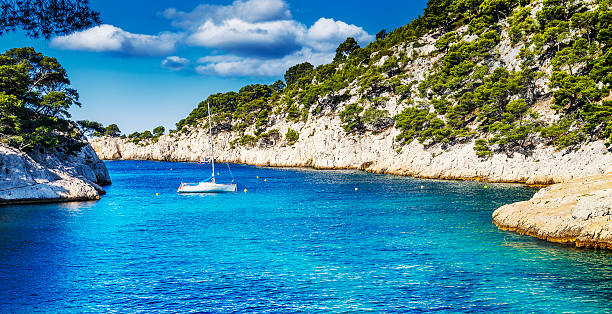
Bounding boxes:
[355,187,358,191]
[217,172,219,175]
[264,179,267,182]
[156,193,159,196]
[244,188,247,193]
[484,185,488,189]
[420,185,424,189]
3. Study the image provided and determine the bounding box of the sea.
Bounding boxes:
[1,160,611,312]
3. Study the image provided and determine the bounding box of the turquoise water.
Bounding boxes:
[1,160,611,312]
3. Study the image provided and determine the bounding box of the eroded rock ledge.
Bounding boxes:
[493,172,612,250]
[0,143,111,205]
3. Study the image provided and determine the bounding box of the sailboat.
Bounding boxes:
[177,102,237,193]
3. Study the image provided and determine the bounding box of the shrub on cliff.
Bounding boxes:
[362,107,394,132]
[285,128,299,145]
[339,104,364,133]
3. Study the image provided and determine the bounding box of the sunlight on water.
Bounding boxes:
[0,161,611,312]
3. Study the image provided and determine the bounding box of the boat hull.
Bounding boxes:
[178,182,237,193]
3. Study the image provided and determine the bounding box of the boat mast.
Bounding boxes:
[207,101,215,180]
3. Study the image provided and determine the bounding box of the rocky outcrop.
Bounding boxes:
[493,173,612,249]
[91,117,612,185]
[0,143,111,205]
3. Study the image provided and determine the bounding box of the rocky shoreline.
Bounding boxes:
[0,143,111,205]
[493,172,612,250]
[90,123,612,186]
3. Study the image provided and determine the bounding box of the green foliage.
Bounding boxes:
[334,37,360,63]
[285,128,299,144]
[339,104,364,133]
[239,134,256,146]
[271,80,285,93]
[153,126,165,136]
[468,15,491,35]
[77,120,104,136]
[362,107,393,132]
[550,38,588,74]
[284,62,314,86]
[0,47,84,150]
[104,124,121,137]
[435,32,458,52]
[315,64,336,82]
[489,120,541,149]
[540,117,578,149]
[550,71,602,111]
[0,92,23,135]
[473,139,493,157]
[509,6,536,43]
[420,30,501,97]
[582,100,612,144]
[0,0,101,39]
[395,84,412,99]
[394,107,433,143]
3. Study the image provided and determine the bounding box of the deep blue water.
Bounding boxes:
[1,160,611,312]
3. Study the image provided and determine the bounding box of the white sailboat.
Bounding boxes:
[178,102,237,194]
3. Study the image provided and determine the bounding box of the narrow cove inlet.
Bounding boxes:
[1,161,611,312]
[1,0,612,311]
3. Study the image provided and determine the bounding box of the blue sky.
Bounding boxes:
[0,0,427,134]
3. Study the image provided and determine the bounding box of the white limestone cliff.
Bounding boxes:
[0,143,111,204]
[91,116,612,186]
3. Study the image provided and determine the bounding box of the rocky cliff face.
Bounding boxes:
[91,116,612,186]
[493,172,612,250]
[0,142,111,204]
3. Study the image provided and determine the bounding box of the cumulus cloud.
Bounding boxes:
[190,15,374,77]
[166,0,372,59]
[305,18,373,52]
[195,48,334,77]
[162,0,292,29]
[187,19,305,57]
[161,56,190,71]
[51,0,373,77]
[50,24,181,56]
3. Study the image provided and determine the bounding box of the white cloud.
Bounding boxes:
[187,19,305,57]
[305,18,373,52]
[161,56,190,71]
[190,16,373,76]
[50,0,374,77]
[167,0,372,59]
[195,48,334,77]
[163,0,291,29]
[51,24,181,56]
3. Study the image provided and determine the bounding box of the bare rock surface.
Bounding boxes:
[91,120,612,186]
[493,172,612,250]
[0,143,111,204]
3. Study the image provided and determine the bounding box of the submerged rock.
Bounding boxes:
[0,143,111,205]
[493,173,612,250]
